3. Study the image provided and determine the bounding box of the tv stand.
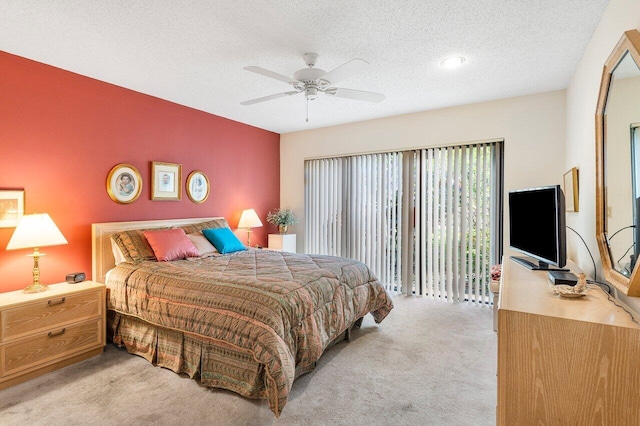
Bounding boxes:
[509,256,569,271]
[497,259,640,424]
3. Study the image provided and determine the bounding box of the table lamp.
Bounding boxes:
[237,208,263,247]
[6,213,68,293]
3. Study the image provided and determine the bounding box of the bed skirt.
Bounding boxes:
[107,310,358,411]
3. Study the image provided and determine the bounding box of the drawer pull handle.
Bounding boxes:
[47,297,66,307]
[48,328,66,338]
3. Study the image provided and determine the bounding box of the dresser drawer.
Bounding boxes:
[1,290,103,342]
[1,317,104,378]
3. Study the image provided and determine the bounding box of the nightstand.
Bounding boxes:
[0,281,106,390]
[268,234,296,253]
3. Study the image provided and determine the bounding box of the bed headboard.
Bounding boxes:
[91,217,222,283]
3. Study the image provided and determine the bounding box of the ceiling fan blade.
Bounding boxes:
[243,66,298,85]
[320,59,369,85]
[240,91,300,105]
[325,87,385,103]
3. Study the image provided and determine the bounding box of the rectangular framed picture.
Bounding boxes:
[0,189,25,228]
[563,167,579,212]
[151,161,182,201]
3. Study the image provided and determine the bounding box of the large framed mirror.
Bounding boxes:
[596,29,640,296]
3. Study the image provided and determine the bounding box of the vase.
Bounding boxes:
[278,224,288,234]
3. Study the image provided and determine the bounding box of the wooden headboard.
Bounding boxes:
[91,217,221,283]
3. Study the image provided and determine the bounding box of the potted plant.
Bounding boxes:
[266,208,298,234]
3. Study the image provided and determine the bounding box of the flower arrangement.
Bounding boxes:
[491,264,502,282]
[266,208,298,234]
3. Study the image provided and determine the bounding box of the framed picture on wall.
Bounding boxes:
[0,189,25,228]
[563,167,579,212]
[106,164,143,204]
[152,161,182,201]
[186,170,210,203]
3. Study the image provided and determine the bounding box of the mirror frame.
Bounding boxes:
[596,29,640,296]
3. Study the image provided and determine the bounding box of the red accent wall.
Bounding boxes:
[0,51,280,292]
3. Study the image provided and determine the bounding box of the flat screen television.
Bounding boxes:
[508,185,567,270]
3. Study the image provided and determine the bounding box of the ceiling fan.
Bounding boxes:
[241,53,385,114]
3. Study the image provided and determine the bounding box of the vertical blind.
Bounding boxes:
[403,143,503,304]
[305,153,403,293]
[304,141,503,303]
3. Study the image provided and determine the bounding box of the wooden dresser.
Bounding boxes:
[497,258,640,425]
[0,281,105,390]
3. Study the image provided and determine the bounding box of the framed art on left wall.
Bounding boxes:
[186,170,210,203]
[106,164,143,204]
[152,161,182,201]
[0,190,25,227]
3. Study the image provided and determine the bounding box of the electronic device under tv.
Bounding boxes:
[508,184,568,271]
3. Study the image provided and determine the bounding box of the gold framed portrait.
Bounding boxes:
[106,164,142,204]
[186,170,210,203]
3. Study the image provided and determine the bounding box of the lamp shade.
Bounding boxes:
[237,209,263,229]
[6,213,68,250]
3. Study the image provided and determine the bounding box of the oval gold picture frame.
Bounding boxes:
[106,163,143,204]
[186,170,210,203]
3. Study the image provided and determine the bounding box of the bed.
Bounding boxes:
[91,217,393,417]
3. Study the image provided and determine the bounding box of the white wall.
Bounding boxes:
[281,90,566,255]
[565,0,640,310]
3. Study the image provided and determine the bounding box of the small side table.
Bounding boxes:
[268,234,296,253]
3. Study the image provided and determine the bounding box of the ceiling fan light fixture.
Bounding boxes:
[440,56,466,69]
[305,87,318,100]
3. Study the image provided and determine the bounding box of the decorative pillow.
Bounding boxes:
[186,231,219,257]
[202,227,246,254]
[142,228,200,261]
[181,218,230,235]
[110,229,161,262]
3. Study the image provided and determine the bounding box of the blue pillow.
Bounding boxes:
[202,227,246,254]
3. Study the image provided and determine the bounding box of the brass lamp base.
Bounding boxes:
[24,249,48,293]
[23,283,48,293]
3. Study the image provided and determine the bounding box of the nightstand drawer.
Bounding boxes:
[1,317,104,378]
[1,290,103,342]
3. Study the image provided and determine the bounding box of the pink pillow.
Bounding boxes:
[142,228,200,261]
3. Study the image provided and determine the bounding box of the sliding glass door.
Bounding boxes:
[305,140,503,304]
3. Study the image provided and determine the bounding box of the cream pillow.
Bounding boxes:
[111,238,128,265]
[187,231,219,257]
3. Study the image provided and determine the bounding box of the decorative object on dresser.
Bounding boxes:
[185,170,209,203]
[151,161,181,201]
[0,281,106,390]
[0,189,25,227]
[266,208,297,234]
[106,163,142,204]
[236,208,263,247]
[5,213,68,293]
[497,258,640,424]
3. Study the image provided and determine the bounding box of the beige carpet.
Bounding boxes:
[0,295,497,425]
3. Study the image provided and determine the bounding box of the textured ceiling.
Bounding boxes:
[0,0,609,134]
